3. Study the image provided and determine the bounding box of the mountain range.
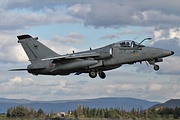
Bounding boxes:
[0,97,158,113]
[0,97,179,113]
[151,99,180,108]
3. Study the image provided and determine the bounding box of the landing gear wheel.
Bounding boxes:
[98,71,106,79]
[89,71,97,78]
[154,65,160,71]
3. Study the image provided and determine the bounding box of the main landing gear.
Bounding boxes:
[89,71,106,79]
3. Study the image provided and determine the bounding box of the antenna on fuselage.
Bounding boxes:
[138,38,152,46]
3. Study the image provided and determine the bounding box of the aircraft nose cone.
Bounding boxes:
[161,49,174,57]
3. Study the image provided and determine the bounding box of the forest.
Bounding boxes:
[70,105,180,119]
[1,105,180,120]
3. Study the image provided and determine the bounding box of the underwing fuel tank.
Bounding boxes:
[57,59,98,70]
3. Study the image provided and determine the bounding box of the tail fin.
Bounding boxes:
[17,34,59,63]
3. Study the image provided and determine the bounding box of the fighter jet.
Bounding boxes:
[10,34,174,79]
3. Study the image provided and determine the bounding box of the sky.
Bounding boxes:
[0,0,180,102]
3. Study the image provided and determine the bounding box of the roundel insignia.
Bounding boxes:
[50,63,55,69]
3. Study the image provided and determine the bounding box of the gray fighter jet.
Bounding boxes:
[10,34,174,79]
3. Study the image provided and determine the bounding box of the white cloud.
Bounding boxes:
[42,36,80,55]
[157,56,180,75]
[2,76,35,87]
[0,32,28,63]
[67,4,91,19]
[99,33,120,40]
[2,0,180,28]
[51,32,84,44]
[9,76,22,84]
[0,7,82,31]
[152,28,180,42]
[85,1,134,27]
[169,28,180,38]
[0,75,71,100]
[0,32,83,63]
[146,83,162,92]
[141,10,180,24]
[106,84,135,94]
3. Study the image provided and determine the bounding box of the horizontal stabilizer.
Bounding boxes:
[9,69,28,71]
[9,68,45,71]
[17,35,32,40]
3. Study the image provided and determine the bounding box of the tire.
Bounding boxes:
[98,71,106,79]
[154,65,160,71]
[89,71,97,78]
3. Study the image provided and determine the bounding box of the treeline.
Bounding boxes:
[7,105,45,118]
[157,107,180,119]
[5,105,180,119]
[69,105,180,119]
[70,105,144,119]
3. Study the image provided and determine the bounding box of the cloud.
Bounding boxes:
[0,32,28,63]
[146,83,162,92]
[99,29,147,40]
[157,56,180,75]
[83,0,180,28]
[84,1,134,28]
[51,32,84,44]
[0,75,72,100]
[107,84,135,94]
[99,33,120,40]
[152,27,180,43]
[0,7,82,31]
[2,0,90,10]
[132,10,180,27]
[2,0,180,29]
[42,35,81,55]
[67,4,91,19]
[0,32,83,63]
[9,76,32,86]
[0,76,34,95]
[0,70,179,101]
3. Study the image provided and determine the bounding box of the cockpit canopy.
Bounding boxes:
[113,40,145,48]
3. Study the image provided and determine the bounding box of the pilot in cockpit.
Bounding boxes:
[125,42,129,47]
[120,42,130,47]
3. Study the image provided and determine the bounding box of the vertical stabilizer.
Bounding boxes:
[17,34,59,63]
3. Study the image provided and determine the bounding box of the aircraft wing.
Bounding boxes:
[41,52,100,61]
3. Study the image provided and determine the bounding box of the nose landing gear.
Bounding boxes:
[153,65,160,71]
[148,59,161,71]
